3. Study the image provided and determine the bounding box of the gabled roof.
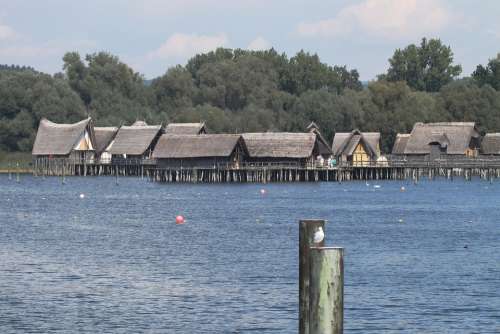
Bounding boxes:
[32,118,93,155]
[331,130,380,158]
[481,133,500,155]
[153,134,245,158]
[94,127,119,154]
[404,122,479,155]
[306,121,320,132]
[165,122,206,135]
[108,124,162,155]
[242,132,317,158]
[392,134,410,155]
[306,122,332,155]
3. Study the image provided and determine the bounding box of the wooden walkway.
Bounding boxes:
[29,157,500,183]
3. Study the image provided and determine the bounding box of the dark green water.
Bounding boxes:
[1,175,499,333]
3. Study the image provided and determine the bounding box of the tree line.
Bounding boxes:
[1,38,500,153]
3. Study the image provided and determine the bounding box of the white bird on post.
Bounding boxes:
[313,226,324,244]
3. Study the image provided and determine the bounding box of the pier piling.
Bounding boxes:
[309,247,344,334]
[299,219,326,334]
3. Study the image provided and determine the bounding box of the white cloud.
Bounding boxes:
[0,23,16,40]
[247,36,271,50]
[147,33,228,60]
[298,0,453,40]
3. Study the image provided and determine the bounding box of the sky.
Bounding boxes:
[0,0,498,80]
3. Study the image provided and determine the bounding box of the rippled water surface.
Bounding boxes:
[1,175,499,333]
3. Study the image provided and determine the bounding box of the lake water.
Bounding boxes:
[0,175,499,333]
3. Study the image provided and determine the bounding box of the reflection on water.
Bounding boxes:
[0,175,499,333]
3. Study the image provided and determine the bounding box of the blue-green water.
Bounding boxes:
[1,175,499,333]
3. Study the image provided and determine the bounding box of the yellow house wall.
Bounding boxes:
[465,148,478,157]
[352,143,371,167]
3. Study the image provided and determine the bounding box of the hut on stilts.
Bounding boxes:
[331,130,381,167]
[401,122,481,162]
[107,121,163,176]
[32,117,96,176]
[152,134,248,182]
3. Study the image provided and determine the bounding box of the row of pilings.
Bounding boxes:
[146,166,500,183]
[30,161,500,183]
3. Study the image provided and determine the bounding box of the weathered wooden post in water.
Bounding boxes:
[299,219,325,334]
[16,162,20,183]
[8,162,12,180]
[309,247,344,334]
[115,165,119,185]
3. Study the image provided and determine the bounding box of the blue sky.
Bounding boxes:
[0,0,498,80]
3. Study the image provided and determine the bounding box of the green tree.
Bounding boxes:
[472,53,500,90]
[386,38,462,92]
[0,70,85,151]
[63,51,152,125]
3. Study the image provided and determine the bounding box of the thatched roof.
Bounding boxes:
[153,134,245,158]
[305,122,332,155]
[404,122,479,155]
[481,133,500,155]
[94,127,118,153]
[32,118,93,155]
[108,124,162,155]
[165,122,206,135]
[392,134,410,155]
[242,132,318,158]
[332,130,380,157]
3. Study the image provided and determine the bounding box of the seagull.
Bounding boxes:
[313,226,325,244]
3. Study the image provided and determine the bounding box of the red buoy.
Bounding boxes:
[175,215,185,225]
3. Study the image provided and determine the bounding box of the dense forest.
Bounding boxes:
[1,38,500,153]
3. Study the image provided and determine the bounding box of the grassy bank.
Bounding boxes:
[0,151,32,173]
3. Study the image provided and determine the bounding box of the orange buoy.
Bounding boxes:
[175,215,185,225]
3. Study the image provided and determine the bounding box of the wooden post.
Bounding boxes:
[309,247,344,334]
[299,219,326,334]
[16,162,20,183]
[115,165,119,185]
[62,160,66,185]
[8,162,12,180]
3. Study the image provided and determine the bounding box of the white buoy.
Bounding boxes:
[313,226,325,243]
[366,182,370,186]
[398,219,404,223]
[260,189,266,195]
[401,186,406,192]
[79,193,85,199]
[374,185,381,189]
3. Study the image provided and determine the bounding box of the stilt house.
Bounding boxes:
[32,117,96,167]
[241,132,331,168]
[165,122,206,135]
[152,134,247,168]
[331,130,381,166]
[402,122,480,161]
[107,121,162,164]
